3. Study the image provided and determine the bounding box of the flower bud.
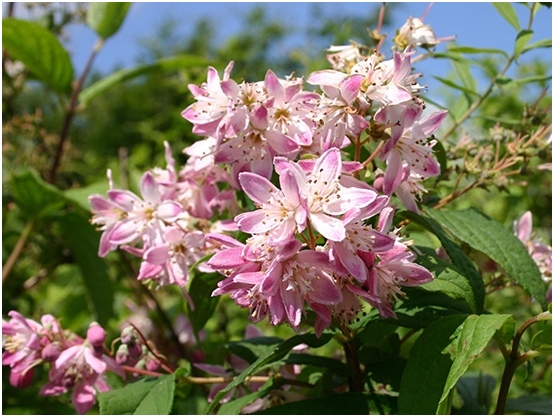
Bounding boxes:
[128,341,143,360]
[41,342,61,362]
[87,322,106,347]
[116,344,129,365]
[145,356,160,372]
[9,369,34,389]
[120,326,138,345]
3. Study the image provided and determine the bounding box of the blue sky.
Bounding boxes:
[7,2,553,94]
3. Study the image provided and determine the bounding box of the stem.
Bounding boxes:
[362,140,385,169]
[495,311,551,414]
[48,38,104,183]
[2,221,34,283]
[341,325,364,392]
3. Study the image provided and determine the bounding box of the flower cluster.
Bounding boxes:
[2,311,124,414]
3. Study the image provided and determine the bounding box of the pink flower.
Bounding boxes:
[40,333,124,414]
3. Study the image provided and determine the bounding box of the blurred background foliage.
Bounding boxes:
[2,2,551,414]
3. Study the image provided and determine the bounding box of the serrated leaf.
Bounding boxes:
[186,272,220,336]
[2,18,73,94]
[399,211,485,314]
[415,248,477,313]
[254,392,370,415]
[492,3,521,31]
[505,395,552,414]
[425,208,547,310]
[86,2,131,39]
[514,29,534,59]
[59,212,114,326]
[79,55,214,105]
[398,314,467,414]
[439,314,512,404]
[9,169,67,219]
[448,46,509,58]
[217,377,276,415]
[206,332,333,414]
[98,374,175,415]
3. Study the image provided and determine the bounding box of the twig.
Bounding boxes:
[2,221,34,283]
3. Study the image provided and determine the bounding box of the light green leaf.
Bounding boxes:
[98,374,175,415]
[492,3,521,31]
[448,46,509,58]
[451,59,478,92]
[79,55,214,105]
[439,314,512,404]
[425,208,547,310]
[522,38,552,54]
[398,314,467,414]
[514,29,534,59]
[433,76,480,97]
[64,179,110,211]
[415,248,477,313]
[507,74,552,85]
[86,2,131,40]
[59,213,114,326]
[9,169,67,219]
[206,332,334,414]
[2,18,73,93]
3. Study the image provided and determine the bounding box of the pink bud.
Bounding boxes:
[120,326,137,345]
[9,369,34,389]
[87,323,106,346]
[116,344,130,365]
[41,343,61,362]
[128,342,143,360]
[145,356,160,372]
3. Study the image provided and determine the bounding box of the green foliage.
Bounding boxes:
[98,374,175,414]
[86,2,132,40]
[255,392,370,415]
[2,18,74,93]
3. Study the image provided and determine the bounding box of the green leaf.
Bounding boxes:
[2,18,73,94]
[86,2,131,40]
[254,392,370,415]
[98,374,175,415]
[398,314,467,414]
[9,169,67,219]
[505,395,552,414]
[451,58,478,92]
[415,248,477,313]
[206,332,333,414]
[522,38,552,54]
[64,179,110,212]
[58,212,114,326]
[79,55,214,105]
[439,314,512,405]
[514,29,534,59]
[492,3,521,31]
[425,208,547,310]
[217,378,276,415]
[506,74,552,85]
[186,272,220,336]
[432,76,480,97]
[399,211,485,314]
[285,353,351,376]
[448,46,509,58]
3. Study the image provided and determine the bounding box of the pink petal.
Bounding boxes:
[208,247,247,269]
[333,242,369,283]
[236,210,275,234]
[309,273,342,304]
[307,69,347,87]
[239,172,278,205]
[109,221,141,245]
[340,75,363,104]
[72,382,96,415]
[144,245,171,265]
[84,348,107,374]
[107,190,140,212]
[157,201,182,221]
[140,172,159,204]
[383,150,404,195]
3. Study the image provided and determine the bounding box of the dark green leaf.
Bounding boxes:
[58,212,114,326]
[398,314,467,414]
[254,392,370,415]
[285,353,351,376]
[86,2,131,39]
[439,314,512,404]
[206,332,333,414]
[425,208,547,309]
[515,29,534,59]
[9,169,67,219]
[415,247,477,313]
[186,272,221,335]
[79,55,214,105]
[2,18,73,93]
[217,378,276,415]
[505,395,552,414]
[399,211,485,314]
[98,374,175,415]
[492,3,521,31]
[456,373,496,414]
